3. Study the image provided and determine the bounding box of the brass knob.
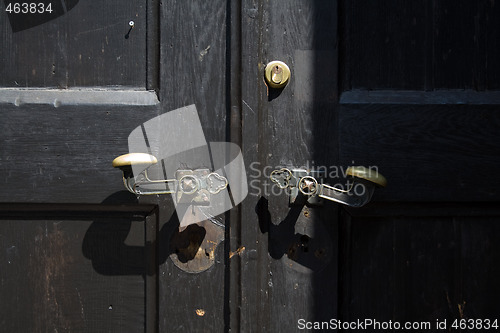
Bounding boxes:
[264,61,291,89]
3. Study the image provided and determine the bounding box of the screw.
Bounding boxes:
[298,176,318,196]
[300,179,316,193]
[125,21,135,39]
[181,178,194,192]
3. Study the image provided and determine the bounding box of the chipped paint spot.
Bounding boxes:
[229,246,245,259]
[199,45,211,61]
[31,223,79,330]
[196,309,205,316]
[458,301,466,318]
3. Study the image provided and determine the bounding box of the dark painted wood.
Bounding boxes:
[240,0,338,331]
[338,0,500,330]
[0,1,159,331]
[343,0,500,91]
[0,203,155,332]
[2,0,500,331]
[227,0,243,331]
[340,205,500,328]
[156,1,228,332]
[345,202,500,218]
[0,0,147,88]
[339,104,500,201]
[0,104,160,203]
[341,90,500,105]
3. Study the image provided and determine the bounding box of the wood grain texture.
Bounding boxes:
[240,0,339,331]
[338,0,500,328]
[0,88,159,105]
[3,0,500,331]
[339,104,500,201]
[0,205,153,333]
[159,0,227,143]
[0,0,146,88]
[0,104,160,203]
[0,2,159,332]
[341,90,500,105]
[340,205,500,326]
[343,0,500,91]
[157,1,228,332]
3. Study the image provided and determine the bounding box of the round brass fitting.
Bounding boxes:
[264,61,291,89]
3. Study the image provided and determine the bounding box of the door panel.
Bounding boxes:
[343,0,500,91]
[0,105,159,203]
[340,204,500,325]
[339,103,500,201]
[1,0,147,88]
[0,204,156,333]
[0,1,160,332]
[338,0,500,327]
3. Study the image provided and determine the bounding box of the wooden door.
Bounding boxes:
[1,0,230,332]
[0,1,162,332]
[2,1,500,332]
[237,0,500,332]
[338,0,500,328]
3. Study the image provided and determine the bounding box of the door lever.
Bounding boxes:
[270,166,386,207]
[112,153,229,204]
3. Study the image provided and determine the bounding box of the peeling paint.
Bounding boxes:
[31,223,79,331]
[229,246,246,259]
[199,45,211,61]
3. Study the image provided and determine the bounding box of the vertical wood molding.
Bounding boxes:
[227,0,243,331]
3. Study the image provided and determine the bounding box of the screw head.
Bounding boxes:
[298,176,318,196]
[179,175,198,194]
[129,20,135,27]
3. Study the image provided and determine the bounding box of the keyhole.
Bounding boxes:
[271,65,283,84]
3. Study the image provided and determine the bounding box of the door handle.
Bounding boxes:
[270,166,386,207]
[112,153,229,205]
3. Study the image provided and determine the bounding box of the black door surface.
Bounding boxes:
[2,1,500,332]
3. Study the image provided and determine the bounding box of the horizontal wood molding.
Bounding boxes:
[341,90,500,105]
[0,203,157,219]
[344,202,500,218]
[0,88,159,106]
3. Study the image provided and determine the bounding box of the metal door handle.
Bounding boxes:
[112,153,229,204]
[270,166,386,207]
